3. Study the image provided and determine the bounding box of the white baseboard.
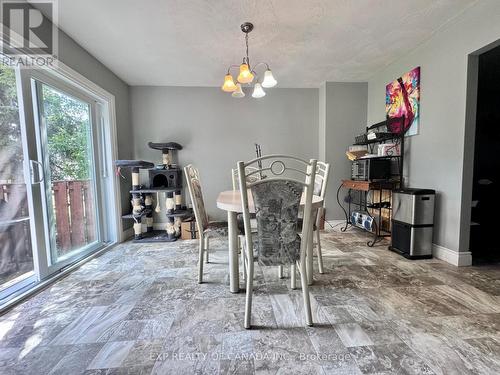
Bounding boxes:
[432,243,472,266]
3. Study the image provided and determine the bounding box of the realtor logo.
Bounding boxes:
[0,0,58,67]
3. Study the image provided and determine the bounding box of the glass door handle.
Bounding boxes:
[29,160,45,184]
[100,116,108,178]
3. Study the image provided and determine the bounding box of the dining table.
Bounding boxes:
[216,189,324,293]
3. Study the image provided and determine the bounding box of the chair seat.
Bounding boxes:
[203,221,228,237]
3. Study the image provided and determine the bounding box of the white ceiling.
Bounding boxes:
[49,0,477,87]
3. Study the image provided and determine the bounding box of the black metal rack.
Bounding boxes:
[337,179,398,246]
[338,117,406,246]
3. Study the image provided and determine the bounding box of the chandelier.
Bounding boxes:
[221,22,277,98]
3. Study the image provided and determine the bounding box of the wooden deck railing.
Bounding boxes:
[0,180,95,256]
[1,180,96,284]
[51,180,95,253]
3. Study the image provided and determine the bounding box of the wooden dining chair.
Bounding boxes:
[237,155,317,328]
[184,164,227,283]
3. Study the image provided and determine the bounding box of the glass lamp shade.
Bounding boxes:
[252,83,266,98]
[237,63,254,84]
[221,74,237,92]
[261,69,277,88]
[231,83,245,98]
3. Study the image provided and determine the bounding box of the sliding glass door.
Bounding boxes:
[0,64,114,304]
[0,66,36,297]
[33,79,102,270]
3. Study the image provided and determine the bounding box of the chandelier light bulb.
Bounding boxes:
[252,83,266,98]
[232,83,245,98]
[221,74,237,92]
[261,69,277,88]
[237,63,254,84]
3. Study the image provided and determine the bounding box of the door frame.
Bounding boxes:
[461,38,500,259]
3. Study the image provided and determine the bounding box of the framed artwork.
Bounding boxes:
[386,66,420,136]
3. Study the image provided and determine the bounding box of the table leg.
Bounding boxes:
[307,219,314,285]
[228,211,239,293]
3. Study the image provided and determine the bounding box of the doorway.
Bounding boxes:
[469,44,500,264]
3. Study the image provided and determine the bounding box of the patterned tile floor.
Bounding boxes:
[1,227,500,374]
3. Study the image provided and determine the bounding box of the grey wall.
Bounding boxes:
[57,30,133,223]
[130,86,318,222]
[366,0,500,253]
[320,82,368,220]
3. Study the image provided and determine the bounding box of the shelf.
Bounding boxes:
[122,213,146,220]
[121,209,152,219]
[367,204,392,210]
[347,202,392,210]
[366,120,387,131]
[354,135,399,145]
[355,155,401,160]
[133,230,179,243]
[122,209,192,220]
[342,179,398,191]
[130,187,179,194]
[165,209,193,218]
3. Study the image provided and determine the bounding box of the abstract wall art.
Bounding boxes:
[386,66,420,136]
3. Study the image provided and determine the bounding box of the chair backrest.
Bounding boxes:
[184,164,209,234]
[231,166,261,190]
[311,161,330,226]
[314,161,330,199]
[237,155,317,266]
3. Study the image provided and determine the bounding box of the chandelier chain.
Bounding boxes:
[245,32,250,68]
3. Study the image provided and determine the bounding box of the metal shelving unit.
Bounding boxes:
[337,117,406,246]
[337,179,398,246]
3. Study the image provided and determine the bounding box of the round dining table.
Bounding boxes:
[216,189,324,293]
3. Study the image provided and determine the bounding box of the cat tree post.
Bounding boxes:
[115,160,155,240]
